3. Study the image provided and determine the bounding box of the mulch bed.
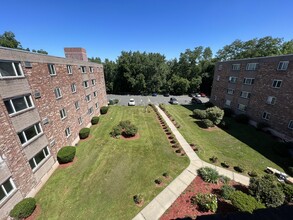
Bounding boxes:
[58,157,78,169]
[120,133,140,140]
[160,176,242,220]
[79,134,93,141]
[25,204,41,220]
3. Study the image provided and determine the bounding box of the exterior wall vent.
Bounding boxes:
[50,139,55,147]
[24,61,32,68]
[42,117,49,125]
[34,90,41,99]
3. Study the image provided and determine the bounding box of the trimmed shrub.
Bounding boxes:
[10,198,36,219]
[218,120,229,129]
[204,102,214,108]
[124,124,138,137]
[223,107,234,117]
[110,125,122,137]
[209,156,218,163]
[155,178,162,184]
[119,120,131,129]
[201,119,214,128]
[206,106,224,125]
[220,185,235,200]
[193,109,207,119]
[100,106,109,114]
[230,191,265,213]
[79,128,90,139]
[257,122,270,131]
[133,194,143,204]
[197,167,219,183]
[248,171,258,177]
[91,116,100,125]
[175,149,182,153]
[235,114,250,124]
[234,165,244,173]
[162,172,169,178]
[57,146,76,164]
[191,193,217,212]
[221,161,230,168]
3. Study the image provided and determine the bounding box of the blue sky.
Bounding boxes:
[1,0,293,61]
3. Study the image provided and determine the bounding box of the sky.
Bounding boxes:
[1,0,293,61]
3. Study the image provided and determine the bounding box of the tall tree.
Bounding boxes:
[0,31,21,48]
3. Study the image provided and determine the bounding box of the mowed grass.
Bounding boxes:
[35,106,188,220]
[165,104,284,176]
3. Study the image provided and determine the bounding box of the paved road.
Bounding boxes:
[107,94,209,106]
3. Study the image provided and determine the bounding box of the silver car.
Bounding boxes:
[128,98,135,106]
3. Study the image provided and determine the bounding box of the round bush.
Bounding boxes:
[193,109,207,119]
[57,146,76,164]
[221,185,235,200]
[79,128,90,139]
[192,193,217,212]
[223,107,234,117]
[100,106,109,114]
[197,167,219,183]
[124,124,138,137]
[230,191,265,213]
[235,114,250,124]
[91,116,100,125]
[119,120,131,129]
[10,198,36,219]
[206,106,224,125]
[201,119,214,128]
[110,125,122,137]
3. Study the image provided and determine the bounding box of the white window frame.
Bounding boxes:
[240,91,251,99]
[216,75,220,81]
[237,103,247,112]
[243,78,255,85]
[266,96,276,105]
[228,76,237,83]
[227,88,234,95]
[262,112,270,120]
[95,102,99,109]
[81,66,86,73]
[288,120,293,130]
[0,61,24,78]
[71,83,77,93]
[277,61,289,71]
[89,67,94,73]
[67,65,73,74]
[65,127,71,137]
[60,108,67,120]
[83,81,89,88]
[18,123,43,146]
[48,64,56,76]
[29,146,50,171]
[75,101,80,110]
[232,64,240,70]
[4,95,34,116]
[225,100,231,106]
[91,79,96,86]
[86,94,91,102]
[88,107,94,115]
[0,178,16,204]
[93,91,98,97]
[54,87,62,99]
[272,79,282,88]
[246,63,258,71]
[78,117,83,125]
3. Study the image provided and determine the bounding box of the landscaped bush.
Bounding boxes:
[91,116,100,125]
[204,102,214,108]
[234,165,244,173]
[57,146,76,164]
[111,121,138,138]
[235,114,250,124]
[133,194,143,204]
[193,109,207,119]
[249,175,285,207]
[209,156,218,163]
[221,161,230,168]
[220,185,235,200]
[197,167,219,183]
[124,124,138,137]
[100,106,109,114]
[154,178,162,184]
[230,191,265,213]
[219,175,231,184]
[191,193,217,212]
[119,120,131,129]
[206,106,224,125]
[218,120,229,129]
[201,119,214,128]
[79,127,90,139]
[9,198,36,219]
[256,122,270,131]
[280,183,293,204]
[110,125,122,138]
[248,171,258,177]
[223,107,234,117]
[162,172,169,178]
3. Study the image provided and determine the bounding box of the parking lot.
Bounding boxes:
[107,94,209,106]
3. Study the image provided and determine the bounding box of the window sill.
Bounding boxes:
[56,97,63,100]
[22,133,44,148]
[32,155,51,173]
[9,107,35,117]
[0,76,25,80]
[0,188,18,208]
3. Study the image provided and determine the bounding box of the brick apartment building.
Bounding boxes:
[0,47,107,217]
[210,54,293,141]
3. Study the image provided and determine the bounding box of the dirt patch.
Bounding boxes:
[58,157,78,169]
[25,204,41,220]
[120,133,140,140]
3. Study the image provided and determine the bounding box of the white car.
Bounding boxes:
[128,98,135,106]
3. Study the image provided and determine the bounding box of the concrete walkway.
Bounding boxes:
[133,106,250,220]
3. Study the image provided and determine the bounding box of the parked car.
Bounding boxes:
[128,98,135,106]
[195,93,201,97]
[152,93,157,96]
[191,97,202,104]
[200,92,206,97]
[163,93,170,97]
[188,93,195,97]
[169,97,179,104]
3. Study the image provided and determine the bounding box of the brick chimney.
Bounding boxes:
[64,47,88,61]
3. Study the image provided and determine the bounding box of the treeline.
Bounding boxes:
[90,36,293,95]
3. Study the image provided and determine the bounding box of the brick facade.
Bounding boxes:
[210,54,293,140]
[0,47,107,218]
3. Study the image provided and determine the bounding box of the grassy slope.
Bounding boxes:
[35,106,188,220]
[165,104,284,175]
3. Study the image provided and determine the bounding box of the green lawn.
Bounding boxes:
[165,104,285,176]
[35,106,188,220]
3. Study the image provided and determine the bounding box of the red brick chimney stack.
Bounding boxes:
[64,47,88,61]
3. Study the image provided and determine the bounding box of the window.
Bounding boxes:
[29,146,50,171]
[272,79,282,88]
[227,88,234,95]
[83,81,89,88]
[75,101,80,110]
[48,64,56,76]
[218,64,222,70]
[225,100,231,106]
[243,78,255,85]
[246,63,258,70]
[277,61,289,70]
[266,96,276,105]
[71,83,77,93]
[67,65,72,74]
[18,123,42,145]
[0,178,16,203]
[78,117,83,125]
[65,127,71,137]
[85,94,91,102]
[89,67,94,73]
[216,75,220,81]
[240,91,251,99]
[288,120,293,130]
[262,112,270,120]
[54,88,62,99]
[60,108,67,120]
[237,104,247,112]
[80,66,86,73]
[214,95,217,101]
[93,91,98,97]
[0,61,24,78]
[4,95,34,115]
[232,64,240,70]
[228,76,237,83]
[91,79,96,86]
[88,107,93,115]
[95,102,99,109]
